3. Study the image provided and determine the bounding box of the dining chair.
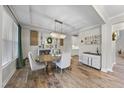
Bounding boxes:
[28,52,46,71]
[55,52,71,74]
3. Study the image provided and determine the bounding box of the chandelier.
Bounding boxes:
[50,19,66,39]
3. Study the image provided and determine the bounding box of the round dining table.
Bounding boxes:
[37,54,61,75]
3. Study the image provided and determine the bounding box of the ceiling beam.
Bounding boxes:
[22,23,55,33]
[29,6,32,24]
[110,13,124,24]
[92,5,108,23]
[22,23,76,35]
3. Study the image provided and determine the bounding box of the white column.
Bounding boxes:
[0,5,3,88]
[93,5,113,72]
[101,22,113,72]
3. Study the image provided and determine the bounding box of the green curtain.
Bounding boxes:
[16,24,25,69]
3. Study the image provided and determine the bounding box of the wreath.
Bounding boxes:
[47,37,52,44]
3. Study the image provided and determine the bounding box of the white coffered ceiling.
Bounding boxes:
[9,5,104,35]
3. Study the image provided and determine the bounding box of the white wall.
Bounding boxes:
[79,27,101,56]
[63,35,72,53]
[0,6,3,88]
[116,31,124,52]
[72,36,79,56]
[22,28,53,58]
[22,28,72,58]
[22,28,30,58]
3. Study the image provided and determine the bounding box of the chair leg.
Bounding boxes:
[61,69,63,75]
[56,65,57,71]
[69,66,72,70]
[43,67,46,73]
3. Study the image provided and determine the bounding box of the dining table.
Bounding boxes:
[36,54,61,75]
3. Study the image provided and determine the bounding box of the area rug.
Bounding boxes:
[46,74,63,88]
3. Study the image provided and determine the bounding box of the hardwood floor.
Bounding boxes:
[108,57,124,81]
[5,56,124,88]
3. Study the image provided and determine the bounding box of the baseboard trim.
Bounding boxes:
[101,68,108,72]
[2,69,16,87]
[107,68,113,72]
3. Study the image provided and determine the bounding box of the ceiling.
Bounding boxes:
[103,5,124,18]
[9,5,104,35]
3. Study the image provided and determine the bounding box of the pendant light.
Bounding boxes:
[50,19,66,39]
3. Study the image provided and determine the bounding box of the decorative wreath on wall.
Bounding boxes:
[47,37,52,44]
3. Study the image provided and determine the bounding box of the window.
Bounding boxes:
[2,10,18,66]
[12,22,18,60]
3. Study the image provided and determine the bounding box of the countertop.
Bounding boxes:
[83,52,101,56]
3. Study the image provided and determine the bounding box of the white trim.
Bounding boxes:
[110,12,124,20]
[74,24,101,35]
[2,60,15,70]
[81,24,101,31]
[0,6,3,88]
[113,62,116,65]
[107,68,113,72]
[22,24,52,33]
[108,63,115,72]
[2,68,16,87]
[101,68,108,72]
[101,68,113,72]
[92,5,108,23]
[3,6,19,25]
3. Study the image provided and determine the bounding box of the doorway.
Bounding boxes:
[110,23,124,80]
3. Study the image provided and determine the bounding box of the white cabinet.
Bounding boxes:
[92,56,100,69]
[80,54,101,70]
[82,55,89,65]
[80,54,88,65]
[88,57,92,66]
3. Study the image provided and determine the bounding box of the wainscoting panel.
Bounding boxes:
[2,61,16,87]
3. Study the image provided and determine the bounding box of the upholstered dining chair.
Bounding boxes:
[28,52,46,71]
[55,52,71,74]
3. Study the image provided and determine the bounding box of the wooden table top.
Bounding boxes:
[36,54,61,62]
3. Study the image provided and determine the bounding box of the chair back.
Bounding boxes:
[60,52,71,69]
[32,48,38,57]
[28,52,39,71]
